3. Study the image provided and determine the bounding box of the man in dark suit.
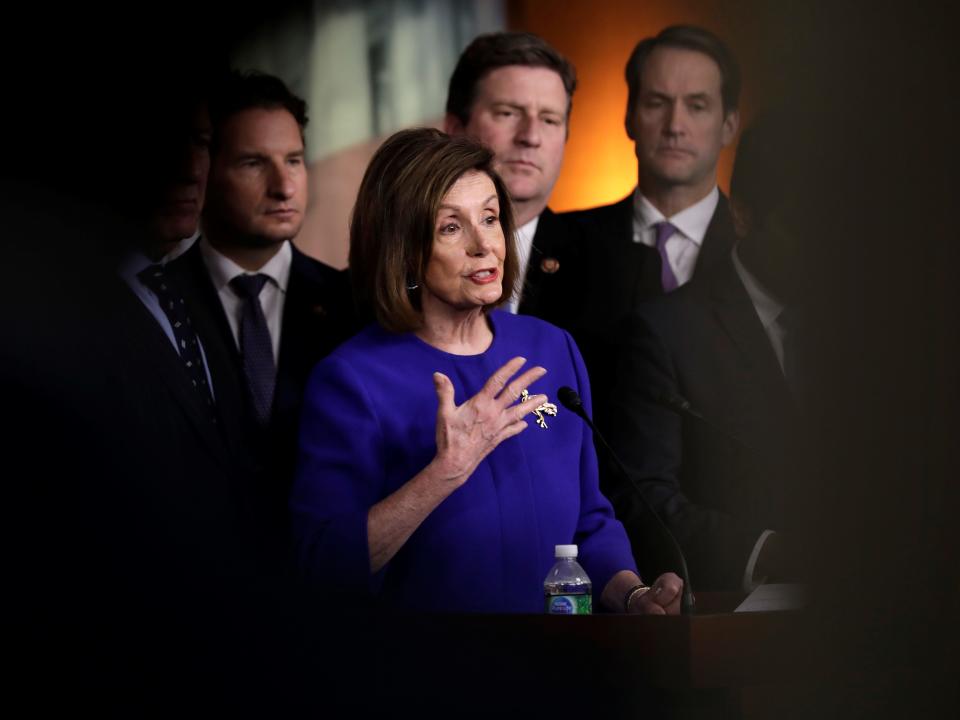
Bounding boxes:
[566,26,741,408]
[110,83,255,512]
[444,32,583,326]
[173,72,355,530]
[603,115,808,592]
[58,74,305,710]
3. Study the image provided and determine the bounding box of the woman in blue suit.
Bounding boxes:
[291,128,681,614]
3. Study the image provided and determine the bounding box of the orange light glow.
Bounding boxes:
[508,0,747,212]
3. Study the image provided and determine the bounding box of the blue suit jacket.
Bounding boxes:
[291,311,636,612]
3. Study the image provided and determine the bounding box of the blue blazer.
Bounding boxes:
[291,311,636,612]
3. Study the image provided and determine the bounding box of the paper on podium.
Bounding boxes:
[734,583,807,612]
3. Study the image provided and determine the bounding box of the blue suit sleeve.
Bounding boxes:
[291,355,385,596]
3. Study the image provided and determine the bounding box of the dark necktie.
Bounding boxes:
[137,264,216,413]
[230,273,276,426]
[654,221,680,292]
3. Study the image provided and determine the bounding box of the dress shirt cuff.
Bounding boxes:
[743,529,776,593]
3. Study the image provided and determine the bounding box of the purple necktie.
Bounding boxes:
[654,221,680,292]
[230,273,276,426]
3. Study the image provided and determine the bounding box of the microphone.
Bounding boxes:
[653,391,703,420]
[653,391,756,453]
[558,386,695,615]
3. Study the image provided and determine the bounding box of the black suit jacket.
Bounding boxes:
[107,278,263,544]
[562,192,738,420]
[516,207,584,328]
[601,255,800,590]
[52,276,316,709]
[172,241,356,531]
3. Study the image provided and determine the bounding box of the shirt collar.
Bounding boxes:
[166,232,199,262]
[118,250,154,285]
[731,244,783,331]
[517,215,540,244]
[516,214,540,264]
[118,237,194,285]
[514,214,540,277]
[633,186,720,247]
[200,237,293,294]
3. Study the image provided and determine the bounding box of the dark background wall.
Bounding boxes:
[3,2,958,716]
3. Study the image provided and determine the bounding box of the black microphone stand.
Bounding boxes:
[558,387,696,615]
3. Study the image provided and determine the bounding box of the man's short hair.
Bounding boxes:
[209,70,308,154]
[446,32,577,125]
[625,25,741,116]
[349,128,520,334]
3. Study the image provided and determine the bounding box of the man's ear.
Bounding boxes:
[721,109,740,148]
[443,113,465,136]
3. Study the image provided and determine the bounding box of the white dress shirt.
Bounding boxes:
[506,214,540,314]
[199,238,293,364]
[632,186,720,288]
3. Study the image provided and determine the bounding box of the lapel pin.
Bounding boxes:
[540,257,560,274]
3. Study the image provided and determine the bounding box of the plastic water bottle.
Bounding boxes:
[544,544,592,614]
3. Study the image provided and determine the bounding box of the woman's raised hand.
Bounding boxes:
[431,356,547,484]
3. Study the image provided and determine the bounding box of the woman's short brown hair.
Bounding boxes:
[349,127,520,333]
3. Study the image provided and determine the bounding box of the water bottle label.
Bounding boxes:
[545,594,592,615]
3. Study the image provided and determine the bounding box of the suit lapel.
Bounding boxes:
[115,284,233,469]
[604,195,661,310]
[692,193,737,282]
[167,243,252,457]
[274,254,307,416]
[529,207,555,258]
[708,258,792,408]
[519,208,560,315]
[274,246,335,416]
[175,242,240,365]
[522,208,550,306]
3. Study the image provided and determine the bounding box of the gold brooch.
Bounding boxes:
[520,388,558,429]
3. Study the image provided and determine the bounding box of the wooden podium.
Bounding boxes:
[364,593,807,718]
